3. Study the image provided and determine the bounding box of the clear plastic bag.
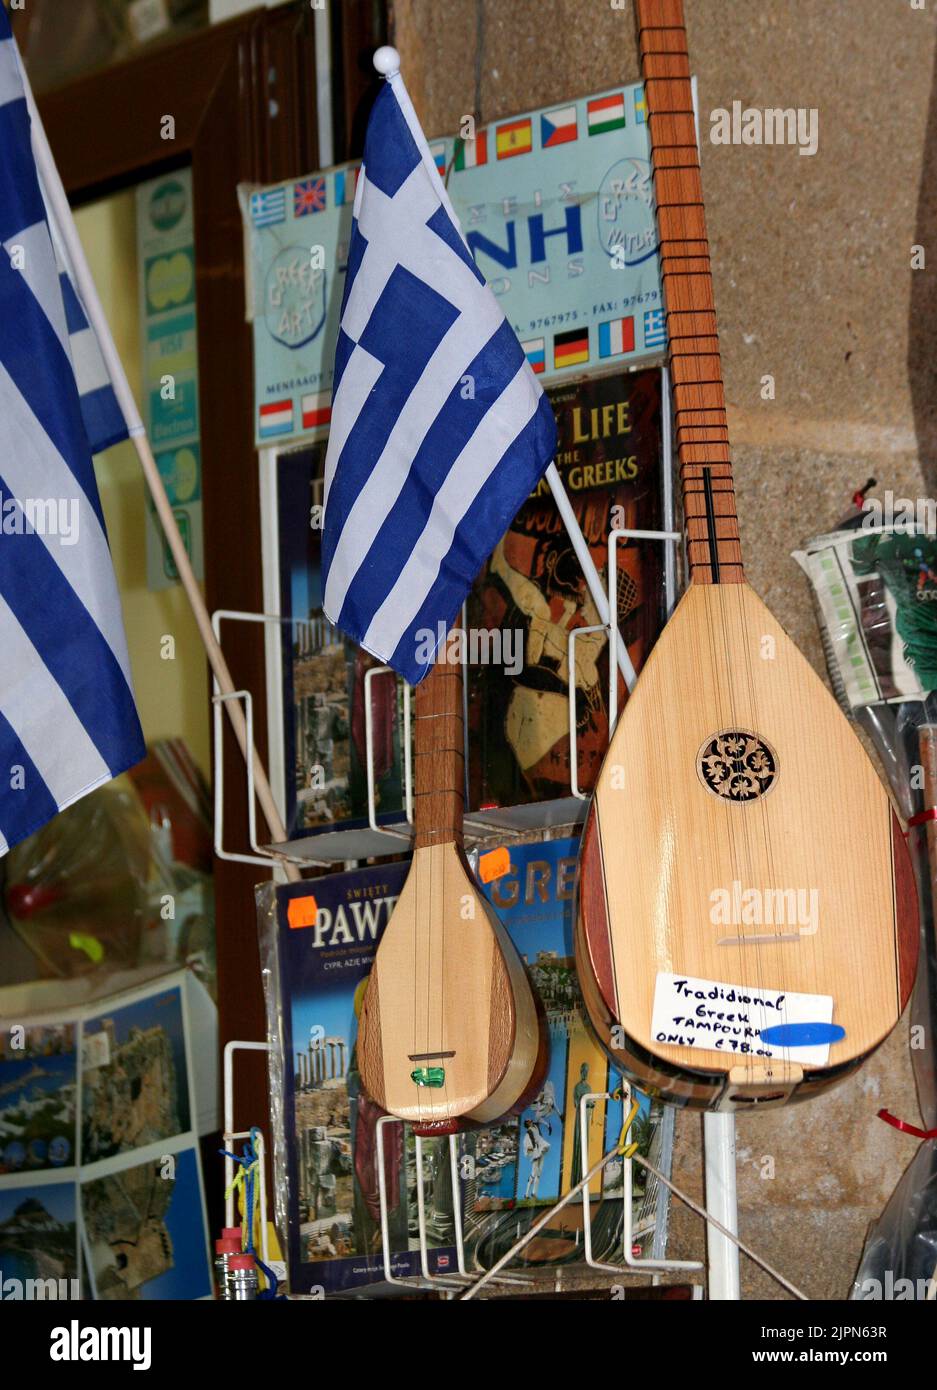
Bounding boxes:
[3,777,171,979]
[256,881,289,1246]
[795,521,937,1298]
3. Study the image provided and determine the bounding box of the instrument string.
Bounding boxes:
[638,0,802,1101]
[648,0,777,1090]
[735,580,790,1080]
[640,13,756,1087]
[648,95,751,1088]
[442,655,465,1129]
[727,579,772,1082]
[698,501,745,1014]
[713,566,764,1087]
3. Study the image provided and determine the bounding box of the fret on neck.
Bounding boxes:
[637,0,744,584]
[412,658,465,850]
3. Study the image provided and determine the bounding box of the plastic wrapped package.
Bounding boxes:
[127,741,216,996]
[255,871,455,1296]
[256,881,290,1249]
[794,521,937,1297]
[3,776,173,979]
[852,1142,937,1299]
[1,741,215,988]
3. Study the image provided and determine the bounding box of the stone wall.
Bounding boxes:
[390,0,937,1299]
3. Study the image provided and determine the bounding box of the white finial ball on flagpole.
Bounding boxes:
[373,46,401,78]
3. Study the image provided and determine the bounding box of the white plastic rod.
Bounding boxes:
[545,462,637,690]
[703,1111,741,1299]
[20,53,298,879]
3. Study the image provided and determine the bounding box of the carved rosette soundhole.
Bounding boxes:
[697,730,778,803]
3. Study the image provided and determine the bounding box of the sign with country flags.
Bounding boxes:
[242,80,665,447]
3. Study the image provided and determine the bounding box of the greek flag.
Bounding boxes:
[0,13,144,855]
[322,78,557,686]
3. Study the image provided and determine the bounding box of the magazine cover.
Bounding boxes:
[269,866,458,1294]
[466,368,664,808]
[277,442,406,838]
[461,837,673,1270]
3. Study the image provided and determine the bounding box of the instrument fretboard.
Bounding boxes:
[637,0,743,584]
[412,649,464,850]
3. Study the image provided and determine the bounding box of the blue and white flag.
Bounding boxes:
[322,78,557,686]
[0,12,144,855]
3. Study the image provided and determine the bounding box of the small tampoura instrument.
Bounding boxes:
[575,0,918,1110]
[358,636,545,1132]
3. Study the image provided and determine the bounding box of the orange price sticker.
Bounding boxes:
[478,847,510,883]
[287,894,318,929]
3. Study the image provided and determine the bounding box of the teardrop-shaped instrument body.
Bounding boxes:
[356,656,545,1132]
[576,583,918,1108]
[359,840,542,1127]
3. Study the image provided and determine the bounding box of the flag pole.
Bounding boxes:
[19,60,299,880]
[373,46,638,694]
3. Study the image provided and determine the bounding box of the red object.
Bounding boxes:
[302,400,331,430]
[287,895,318,930]
[351,653,395,780]
[479,847,510,883]
[221,1226,242,1241]
[215,1238,240,1254]
[6,882,63,917]
[126,742,212,872]
[354,1092,402,1224]
[228,1254,255,1270]
[908,808,937,827]
[878,1109,937,1140]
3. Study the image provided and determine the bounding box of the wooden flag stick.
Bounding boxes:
[19,53,299,881]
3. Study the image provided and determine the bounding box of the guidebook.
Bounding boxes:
[466,368,665,808]
[462,837,674,1270]
[261,866,458,1294]
[276,442,407,838]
